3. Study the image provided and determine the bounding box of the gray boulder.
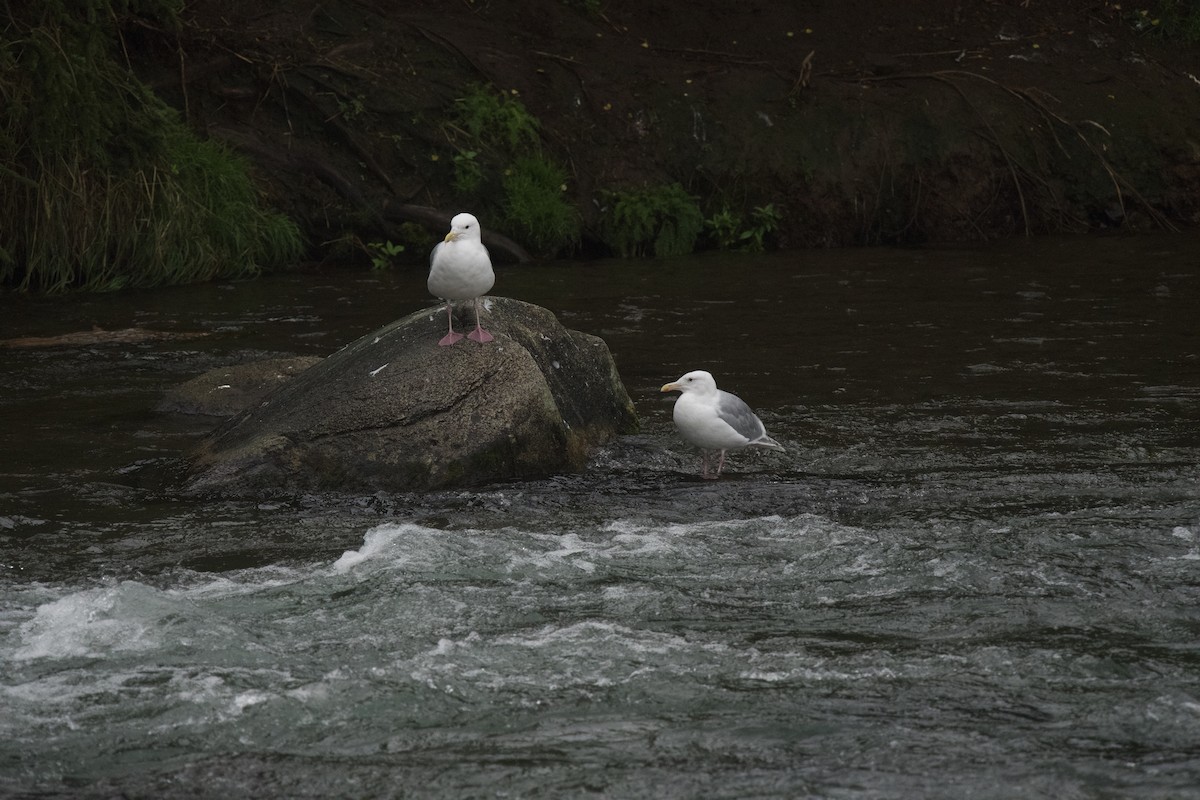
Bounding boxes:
[183,297,639,494]
[158,356,323,417]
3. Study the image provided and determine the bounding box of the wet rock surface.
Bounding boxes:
[158,356,323,417]
[183,298,639,495]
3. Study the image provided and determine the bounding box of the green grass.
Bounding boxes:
[502,157,581,257]
[1,0,301,293]
[600,184,704,258]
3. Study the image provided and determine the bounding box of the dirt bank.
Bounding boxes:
[130,0,1200,260]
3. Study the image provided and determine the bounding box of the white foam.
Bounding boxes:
[326,514,856,595]
[332,522,429,573]
[12,582,166,661]
[406,620,726,694]
[232,690,272,713]
[172,569,303,600]
[599,514,824,543]
[738,664,900,684]
[600,584,657,601]
[542,532,591,558]
[516,620,707,655]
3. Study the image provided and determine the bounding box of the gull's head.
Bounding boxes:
[661,370,718,395]
[444,212,482,243]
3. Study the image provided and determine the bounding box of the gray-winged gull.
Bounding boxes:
[660,370,784,479]
[428,212,495,346]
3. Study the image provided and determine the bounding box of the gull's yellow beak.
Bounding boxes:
[660,382,680,393]
[443,230,458,243]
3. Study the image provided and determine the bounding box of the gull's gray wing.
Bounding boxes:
[716,390,768,442]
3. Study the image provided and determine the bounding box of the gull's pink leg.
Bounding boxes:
[467,298,494,343]
[714,450,727,477]
[438,302,464,346]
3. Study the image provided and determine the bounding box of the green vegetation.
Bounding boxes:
[600,184,704,258]
[366,240,406,270]
[452,149,485,196]
[502,157,581,256]
[445,84,781,260]
[0,0,301,293]
[703,203,782,252]
[453,84,541,152]
[1135,2,1200,42]
[445,84,579,258]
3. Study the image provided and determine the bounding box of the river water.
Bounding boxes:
[1,235,1198,798]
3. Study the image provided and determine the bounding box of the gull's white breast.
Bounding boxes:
[428,240,495,300]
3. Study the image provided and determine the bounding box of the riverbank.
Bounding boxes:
[128,0,1200,263]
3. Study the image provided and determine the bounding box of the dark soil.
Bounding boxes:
[130,0,1200,260]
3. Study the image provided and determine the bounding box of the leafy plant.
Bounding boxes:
[704,207,743,250]
[600,183,704,258]
[366,240,405,270]
[501,156,580,257]
[744,203,782,251]
[453,84,540,153]
[703,203,782,252]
